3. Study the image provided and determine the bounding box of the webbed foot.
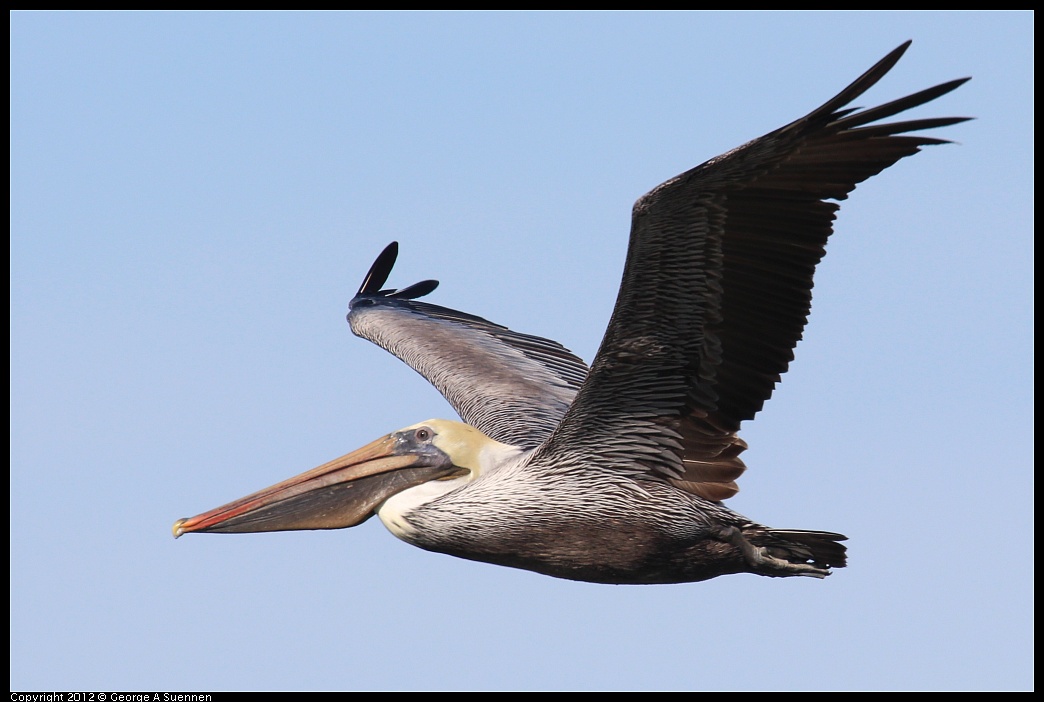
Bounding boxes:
[715,525,832,578]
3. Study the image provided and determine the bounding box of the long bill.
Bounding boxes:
[173,434,459,537]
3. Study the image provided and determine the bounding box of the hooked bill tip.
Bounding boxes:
[172,518,187,539]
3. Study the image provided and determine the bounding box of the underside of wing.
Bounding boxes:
[348,242,589,448]
[530,42,970,500]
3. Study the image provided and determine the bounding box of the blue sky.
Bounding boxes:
[11,11,1032,691]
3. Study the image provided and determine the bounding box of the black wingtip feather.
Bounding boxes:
[834,77,972,131]
[800,41,913,126]
[390,279,440,300]
[357,241,399,296]
[354,241,440,302]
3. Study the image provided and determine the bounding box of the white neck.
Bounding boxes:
[377,475,466,539]
[376,436,524,540]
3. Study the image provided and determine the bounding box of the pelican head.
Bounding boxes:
[172,419,512,538]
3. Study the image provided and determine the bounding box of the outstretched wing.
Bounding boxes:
[530,41,970,500]
[348,242,589,448]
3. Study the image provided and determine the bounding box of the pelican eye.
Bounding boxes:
[414,427,433,442]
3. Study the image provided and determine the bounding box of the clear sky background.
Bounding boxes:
[11,11,1032,692]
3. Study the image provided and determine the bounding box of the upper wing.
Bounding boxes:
[347,242,589,448]
[529,41,970,500]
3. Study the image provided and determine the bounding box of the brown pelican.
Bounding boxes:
[173,42,968,584]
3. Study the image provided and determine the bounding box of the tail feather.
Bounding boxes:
[762,529,848,570]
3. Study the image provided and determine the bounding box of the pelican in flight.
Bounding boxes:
[174,43,968,584]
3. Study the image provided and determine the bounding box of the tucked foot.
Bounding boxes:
[715,525,836,578]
